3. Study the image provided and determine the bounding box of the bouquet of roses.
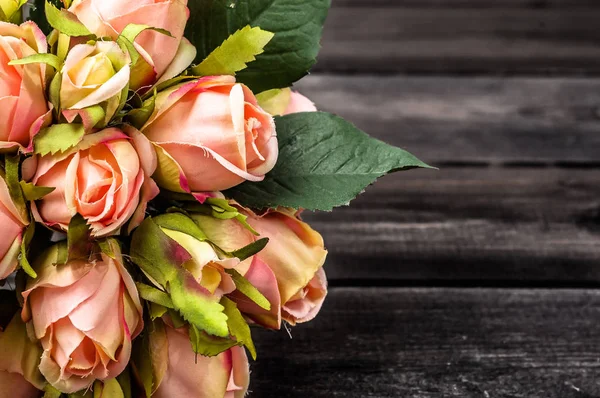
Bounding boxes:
[0,0,429,396]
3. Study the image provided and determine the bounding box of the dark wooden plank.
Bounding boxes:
[294,75,600,163]
[317,3,600,74]
[301,167,600,283]
[252,288,600,397]
[335,0,600,7]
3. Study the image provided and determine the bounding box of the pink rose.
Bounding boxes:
[21,241,143,393]
[284,91,317,114]
[192,207,328,329]
[69,0,196,89]
[152,323,249,398]
[0,175,28,280]
[0,21,51,151]
[25,127,158,237]
[142,76,278,193]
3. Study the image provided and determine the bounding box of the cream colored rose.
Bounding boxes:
[60,41,130,126]
[69,0,195,90]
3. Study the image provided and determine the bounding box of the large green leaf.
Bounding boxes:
[225,112,432,211]
[186,0,330,93]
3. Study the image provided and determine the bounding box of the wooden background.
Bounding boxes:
[255,1,600,397]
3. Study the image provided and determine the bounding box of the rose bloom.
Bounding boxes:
[152,323,249,398]
[0,21,51,151]
[142,76,278,193]
[0,175,28,280]
[24,127,158,237]
[21,242,143,393]
[284,91,317,115]
[69,0,195,89]
[192,207,328,329]
[60,41,130,126]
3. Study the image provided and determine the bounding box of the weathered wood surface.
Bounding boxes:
[253,288,600,397]
[318,0,600,74]
[303,167,600,283]
[294,75,600,164]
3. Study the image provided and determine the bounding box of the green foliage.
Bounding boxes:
[222,297,256,359]
[230,237,269,261]
[19,182,55,201]
[226,112,432,211]
[225,269,271,311]
[34,124,86,156]
[186,0,330,93]
[191,25,274,77]
[44,0,92,37]
[8,53,61,70]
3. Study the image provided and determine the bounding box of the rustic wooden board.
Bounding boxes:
[302,167,600,283]
[252,288,600,397]
[317,1,600,74]
[294,75,600,164]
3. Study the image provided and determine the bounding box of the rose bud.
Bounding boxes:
[142,76,278,193]
[284,91,317,115]
[21,241,143,393]
[25,127,158,237]
[152,323,249,398]
[60,41,130,126]
[69,0,195,90]
[0,174,29,280]
[0,21,51,151]
[192,207,328,329]
[158,216,238,299]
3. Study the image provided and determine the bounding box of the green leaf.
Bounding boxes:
[49,71,62,114]
[191,25,273,77]
[222,297,256,359]
[130,217,229,338]
[149,302,168,320]
[256,88,291,116]
[4,154,29,223]
[186,0,330,93]
[34,123,85,156]
[9,53,61,70]
[136,282,174,309]
[189,324,236,357]
[131,332,153,398]
[66,214,92,263]
[225,269,271,311]
[19,181,55,201]
[126,95,155,130]
[225,112,432,211]
[43,385,62,398]
[153,213,208,242]
[116,369,132,398]
[230,237,268,261]
[19,223,37,279]
[44,0,92,37]
[117,24,172,66]
[94,379,124,398]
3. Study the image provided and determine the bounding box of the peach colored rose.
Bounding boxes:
[21,241,143,393]
[152,323,249,398]
[142,76,278,194]
[0,175,28,280]
[25,127,158,237]
[284,91,317,114]
[0,21,51,151]
[60,41,130,127]
[192,207,328,329]
[69,0,196,90]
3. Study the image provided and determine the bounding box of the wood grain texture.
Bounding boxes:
[317,2,600,74]
[252,288,600,397]
[294,75,600,164]
[302,167,600,283]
